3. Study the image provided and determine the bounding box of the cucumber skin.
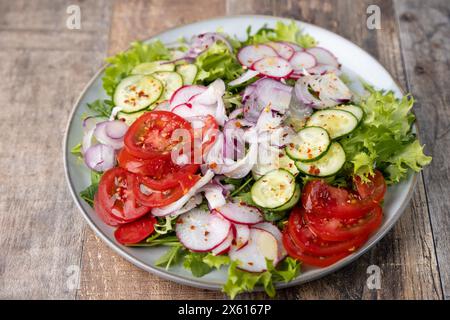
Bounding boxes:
[271,184,301,212]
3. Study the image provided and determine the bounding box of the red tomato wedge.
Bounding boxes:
[93,194,126,226]
[117,148,170,177]
[134,173,200,208]
[282,229,350,268]
[124,111,193,160]
[288,207,367,256]
[97,167,150,222]
[302,171,386,220]
[304,205,383,242]
[114,214,157,245]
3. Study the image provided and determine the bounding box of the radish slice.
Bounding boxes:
[169,85,206,108]
[289,51,316,71]
[252,57,293,79]
[212,230,233,255]
[171,103,216,119]
[306,47,340,68]
[229,228,279,272]
[266,42,295,60]
[233,224,250,249]
[215,201,263,225]
[252,222,287,259]
[176,208,231,252]
[237,44,278,67]
[228,69,260,86]
[307,64,340,75]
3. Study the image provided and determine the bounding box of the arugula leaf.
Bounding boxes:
[79,171,103,207]
[155,245,186,270]
[183,252,213,277]
[195,42,243,85]
[222,258,301,299]
[70,143,82,158]
[102,41,171,97]
[340,89,432,183]
[245,21,317,48]
[86,99,114,118]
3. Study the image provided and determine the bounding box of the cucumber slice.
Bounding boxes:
[131,60,175,75]
[251,169,296,209]
[285,126,330,162]
[295,142,346,177]
[151,71,183,101]
[306,109,358,139]
[176,64,198,85]
[272,184,301,212]
[113,75,163,113]
[117,109,148,125]
[252,148,298,180]
[279,152,299,177]
[334,104,364,122]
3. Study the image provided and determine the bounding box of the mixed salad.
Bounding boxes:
[71,21,431,298]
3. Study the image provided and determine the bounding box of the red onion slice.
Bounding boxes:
[228,69,260,87]
[105,120,128,139]
[94,122,124,150]
[84,144,116,172]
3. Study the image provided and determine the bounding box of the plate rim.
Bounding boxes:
[63,14,418,292]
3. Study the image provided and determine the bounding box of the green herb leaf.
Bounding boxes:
[86,99,114,118]
[70,143,82,158]
[155,245,186,270]
[183,252,213,277]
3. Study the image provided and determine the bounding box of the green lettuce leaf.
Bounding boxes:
[102,41,171,97]
[203,253,230,269]
[223,257,301,299]
[245,21,317,48]
[340,89,432,183]
[183,252,213,277]
[86,99,114,118]
[79,171,103,207]
[195,42,243,84]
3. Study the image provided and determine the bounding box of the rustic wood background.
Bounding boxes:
[0,0,448,300]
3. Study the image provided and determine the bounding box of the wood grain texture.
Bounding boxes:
[394,0,450,299]
[0,0,112,299]
[77,0,228,300]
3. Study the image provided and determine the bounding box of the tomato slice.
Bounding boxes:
[354,170,386,203]
[124,111,193,160]
[304,205,383,242]
[117,148,169,177]
[282,229,350,268]
[93,194,126,226]
[302,171,386,220]
[97,167,150,222]
[114,214,157,245]
[288,207,367,256]
[134,173,200,208]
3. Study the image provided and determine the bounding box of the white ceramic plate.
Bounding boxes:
[64,15,417,291]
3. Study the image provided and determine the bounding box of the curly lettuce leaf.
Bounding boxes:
[223,257,301,299]
[195,42,243,84]
[245,21,317,48]
[340,89,431,183]
[102,41,171,97]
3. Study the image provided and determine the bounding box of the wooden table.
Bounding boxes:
[0,0,448,300]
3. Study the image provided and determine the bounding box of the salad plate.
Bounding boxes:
[64,15,428,296]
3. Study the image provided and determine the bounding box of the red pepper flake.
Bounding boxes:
[190,225,196,230]
[308,165,320,175]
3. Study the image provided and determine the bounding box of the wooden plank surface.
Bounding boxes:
[394,0,450,299]
[0,0,447,300]
[0,0,112,299]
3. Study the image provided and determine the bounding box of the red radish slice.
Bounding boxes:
[212,230,233,255]
[289,51,316,71]
[237,44,278,67]
[215,201,264,225]
[169,85,206,108]
[306,47,340,68]
[114,215,156,245]
[176,208,231,252]
[252,222,287,259]
[307,64,340,75]
[229,228,279,272]
[228,69,260,86]
[252,57,293,79]
[171,102,216,119]
[266,42,295,60]
[283,42,303,51]
[233,223,250,249]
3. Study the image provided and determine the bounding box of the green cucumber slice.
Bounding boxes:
[285,126,331,162]
[271,184,301,212]
[306,109,358,139]
[117,109,148,125]
[251,169,296,209]
[113,75,163,113]
[151,71,183,101]
[176,64,198,85]
[295,142,346,177]
[333,104,364,122]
